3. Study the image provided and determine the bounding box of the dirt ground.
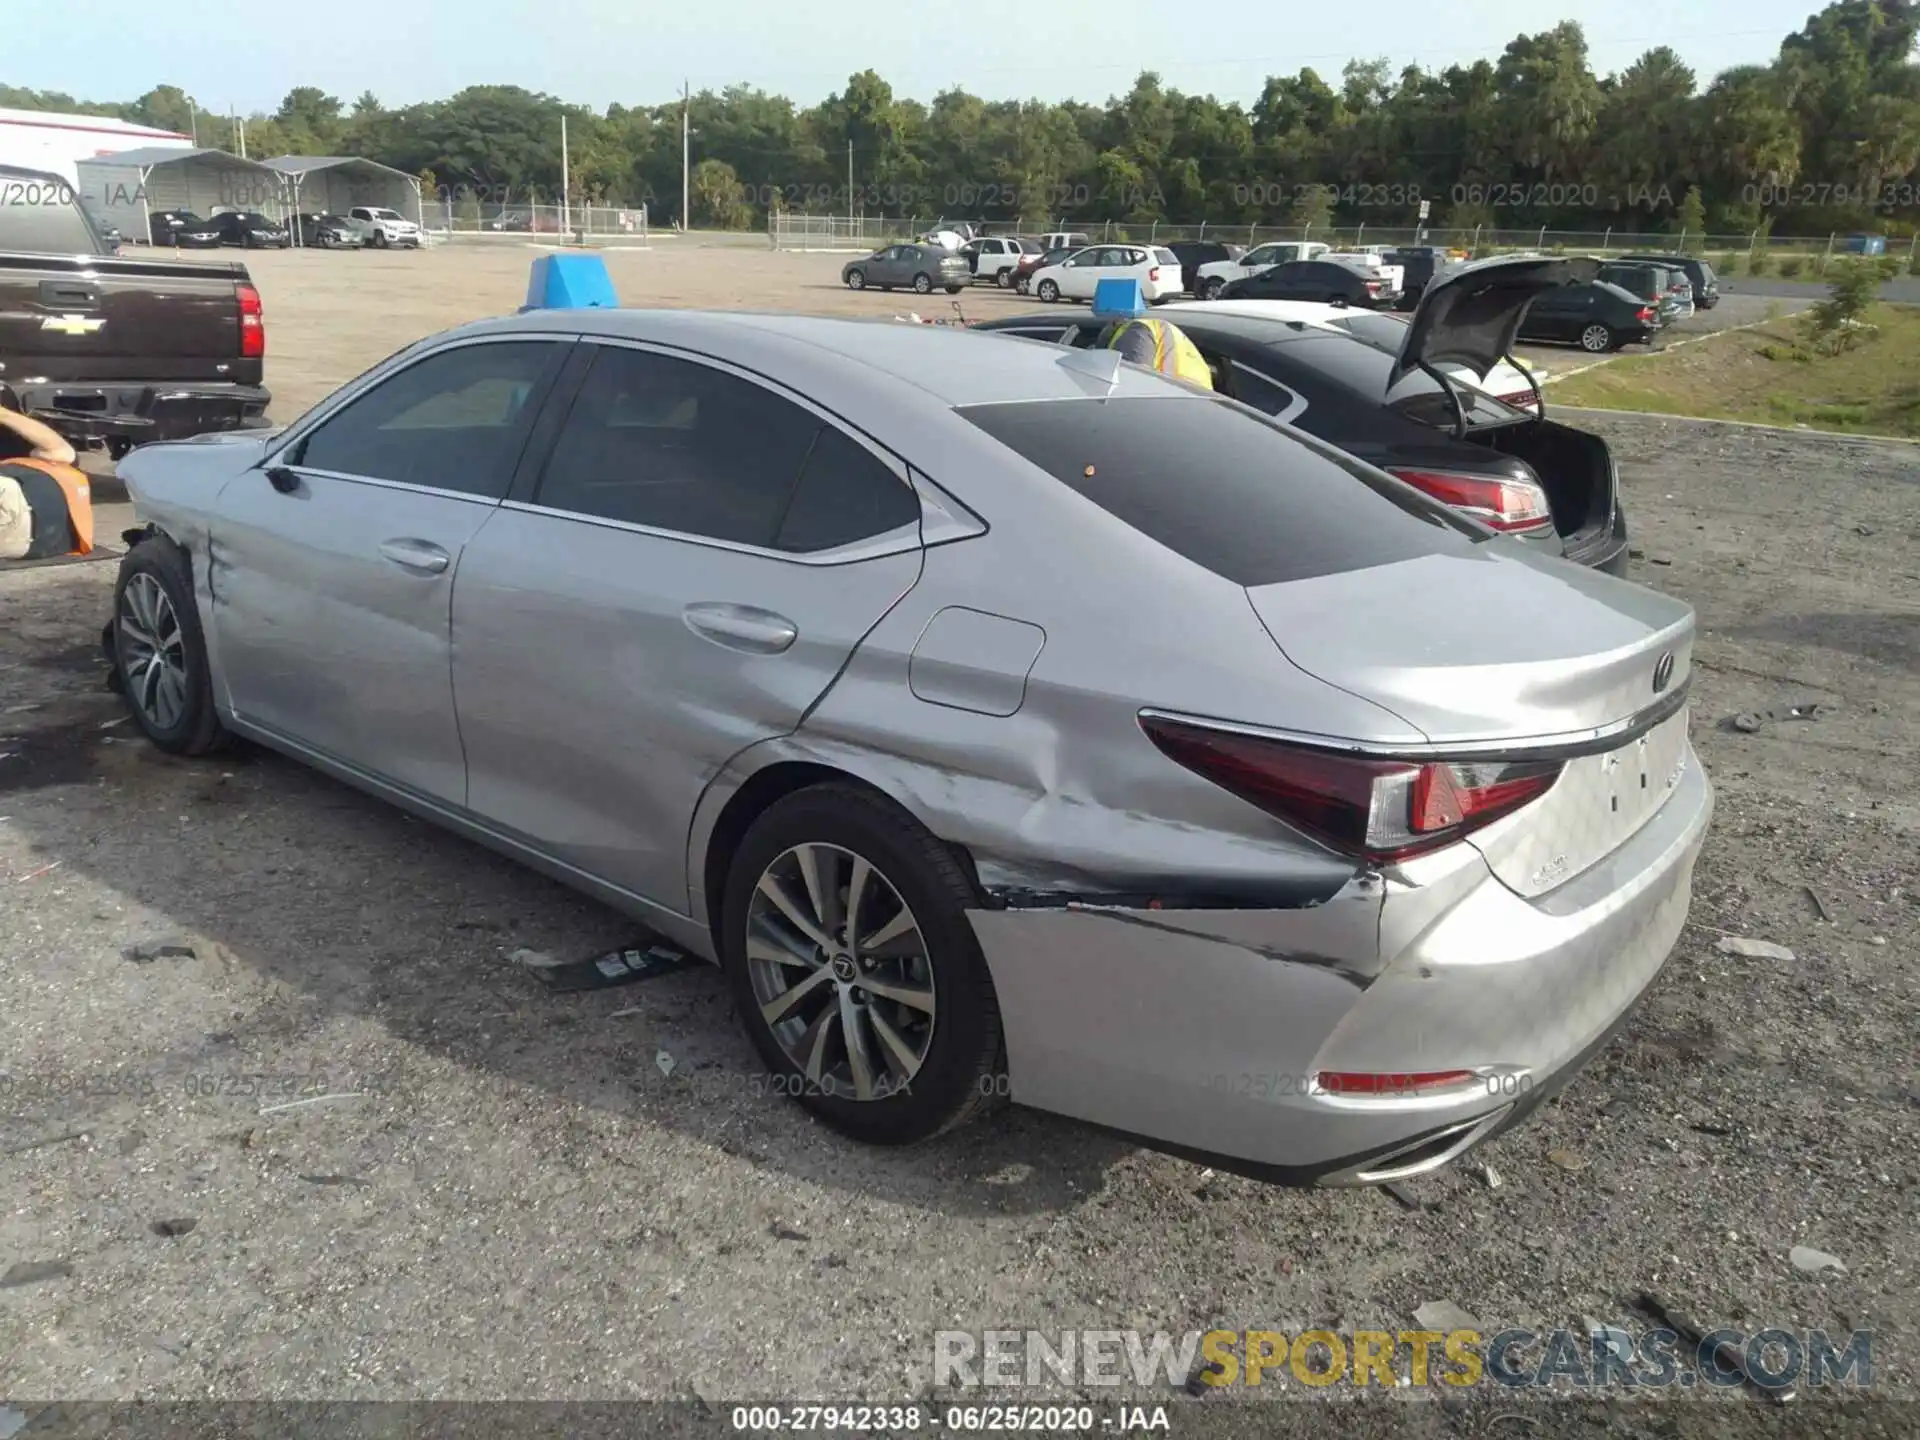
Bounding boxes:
[1,242,1915,1434]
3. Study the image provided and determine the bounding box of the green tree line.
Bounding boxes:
[7,1,1917,235]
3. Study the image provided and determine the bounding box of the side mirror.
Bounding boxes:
[266,466,299,494]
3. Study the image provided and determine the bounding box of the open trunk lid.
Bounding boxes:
[1390,255,1601,389]
[1243,543,1693,747]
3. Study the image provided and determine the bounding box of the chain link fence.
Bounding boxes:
[766,212,1919,274]
[420,199,651,241]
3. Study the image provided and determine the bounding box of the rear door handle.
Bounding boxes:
[682,602,798,655]
[378,538,451,574]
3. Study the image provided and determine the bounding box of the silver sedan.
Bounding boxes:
[108,310,1711,1185]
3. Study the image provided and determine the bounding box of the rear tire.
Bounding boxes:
[913,273,933,294]
[945,284,963,294]
[720,784,1005,1146]
[1015,275,1032,295]
[1580,323,1614,353]
[996,269,1014,288]
[111,536,227,757]
[1201,277,1226,300]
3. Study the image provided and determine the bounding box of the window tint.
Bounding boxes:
[0,174,109,255]
[298,340,557,497]
[1153,248,1178,265]
[776,426,921,552]
[537,346,918,553]
[959,396,1482,586]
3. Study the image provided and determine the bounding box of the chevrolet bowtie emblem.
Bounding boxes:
[42,313,105,335]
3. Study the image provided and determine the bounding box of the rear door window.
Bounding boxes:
[958,395,1482,586]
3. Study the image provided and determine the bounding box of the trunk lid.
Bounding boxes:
[1244,544,1697,895]
[1243,542,1693,747]
[0,250,252,382]
[1390,255,1601,388]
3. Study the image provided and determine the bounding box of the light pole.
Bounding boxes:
[681,80,690,230]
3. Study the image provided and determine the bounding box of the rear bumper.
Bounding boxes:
[968,746,1711,1185]
[17,380,273,447]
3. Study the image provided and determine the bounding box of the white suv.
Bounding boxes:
[1029,244,1183,303]
[347,206,422,249]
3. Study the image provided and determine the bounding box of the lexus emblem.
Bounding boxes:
[1652,652,1676,694]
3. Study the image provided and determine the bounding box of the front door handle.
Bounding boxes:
[378,538,451,574]
[682,602,798,655]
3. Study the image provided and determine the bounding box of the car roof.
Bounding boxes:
[1160,298,1346,324]
[457,309,1198,409]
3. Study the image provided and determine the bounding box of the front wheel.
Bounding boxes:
[945,284,963,294]
[996,269,1014,288]
[370,231,388,249]
[1328,293,1349,307]
[1015,275,1032,295]
[1580,323,1614,353]
[912,272,934,294]
[721,784,1005,1145]
[1200,277,1226,300]
[1036,279,1060,302]
[846,268,866,290]
[111,537,227,756]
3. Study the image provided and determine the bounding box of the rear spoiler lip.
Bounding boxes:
[1138,678,1692,766]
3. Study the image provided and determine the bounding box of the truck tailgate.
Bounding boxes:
[0,251,253,384]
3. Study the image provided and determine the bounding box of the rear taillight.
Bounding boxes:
[1494,390,1537,407]
[1386,467,1554,535]
[1139,716,1562,863]
[1636,306,1655,322]
[238,283,265,358]
[1148,267,1161,281]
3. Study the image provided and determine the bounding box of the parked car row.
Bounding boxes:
[144,206,421,250]
[104,251,1708,1190]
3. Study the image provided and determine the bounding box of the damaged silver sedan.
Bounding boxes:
[106,309,1712,1184]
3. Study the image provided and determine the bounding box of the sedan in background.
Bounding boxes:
[296,212,365,249]
[147,210,223,248]
[842,243,969,295]
[1223,258,1396,308]
[106,305,1709,1187]
[1597,263,1686,325]
[1519,280,1665,352]
[1028,243,1182,303]
[209,211,291,249]
[974,257,1629,573]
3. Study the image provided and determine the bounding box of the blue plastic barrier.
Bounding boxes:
[520,253,619,311]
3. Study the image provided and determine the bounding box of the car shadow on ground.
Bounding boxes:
[0,576,1133,1219]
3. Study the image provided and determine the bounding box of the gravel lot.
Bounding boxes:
[1,242,1915,1433]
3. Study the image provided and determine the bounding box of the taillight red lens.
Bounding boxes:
[1386,467,1554,534]
[1148,267,1160,281]
[1138,717,1562,863]
[1637,306,1655,322]
[238,282,265,358]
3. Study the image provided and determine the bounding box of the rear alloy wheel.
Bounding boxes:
[722,784,1005,1145]
[846,268,866,290]
[112,537,227,756]
[913,272,934,294]
[1036,279,1060,302]
[1016,275,1032,295]
[1328,293,1349,307]
[996,269,1014,288]
[945,284,963,294]
[1580,323,1614,352]
[1201,277,1226,300]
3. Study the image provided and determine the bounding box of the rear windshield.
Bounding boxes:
[1153,248,1179,265]
[958,395,1484,586]
[0,173,109,255]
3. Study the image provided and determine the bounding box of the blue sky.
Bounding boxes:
[24,0,1820,114]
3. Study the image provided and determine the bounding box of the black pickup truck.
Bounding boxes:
[1,163,271,457]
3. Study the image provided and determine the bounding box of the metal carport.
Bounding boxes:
[75,148,288,244]
[265,156,424,242]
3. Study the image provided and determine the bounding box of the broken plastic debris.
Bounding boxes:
[1546,1148,1587,1172]
[655,1049,676,1078]
[1480,1164,1503,1190]
[1789,1245,1847,1275]
[1716,936,1796,961]
[1413,1300,1481,1331]
[123,939,196,963]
